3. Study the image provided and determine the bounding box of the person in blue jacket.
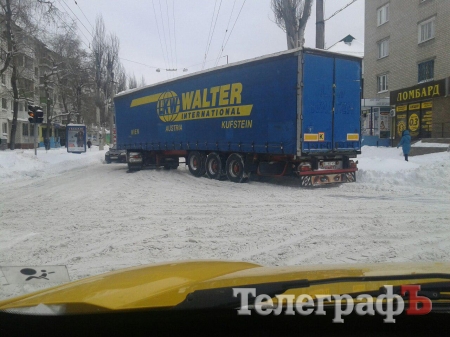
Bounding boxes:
[397,130,411,161]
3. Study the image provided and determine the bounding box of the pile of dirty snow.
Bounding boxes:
[356,146,450,190]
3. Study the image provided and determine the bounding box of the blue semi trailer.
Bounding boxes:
[114,47,361,186]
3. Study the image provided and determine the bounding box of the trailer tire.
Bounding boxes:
[187,151,206,177]
[226,153,248,183]
[205,152,225,180]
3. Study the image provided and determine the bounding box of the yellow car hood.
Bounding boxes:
[0,260,449,313]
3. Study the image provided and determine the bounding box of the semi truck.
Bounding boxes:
[114,47,361,186]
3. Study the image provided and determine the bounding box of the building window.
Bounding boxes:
[377,3,389,26]
[377,74,388,93]
[2,98,7,109]
[16,55,24,67]
[418,60,434,83]
[25,56,33,70]
[2,122,7,134]
[1,74,5,85]
[377,38,389,59]
[22,123,29,136]
[418,16,435,43]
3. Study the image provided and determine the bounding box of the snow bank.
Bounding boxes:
[0,147,106,182]
[356,146,450,189]
[1,145,449,189]
[412,141,450,148]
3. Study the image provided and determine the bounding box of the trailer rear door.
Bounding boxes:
[300,52,361,154]
[333,58,361,151]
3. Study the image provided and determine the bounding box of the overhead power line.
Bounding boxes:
[214,0,236,66]
[202,0,218,70]
[72,0,94,31]
[158,0,172,73]
[57,0,93,38]
[216,0,246,65]
[172,0,178,70]
[202,0,223,70]
[152,0,169,77]
[324,0,358,22]
[51,4,91,51]
[165,0,174,71]
[119,58,158,69]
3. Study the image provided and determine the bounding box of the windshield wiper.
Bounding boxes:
[345,281,450,301]
[173,273,450,310]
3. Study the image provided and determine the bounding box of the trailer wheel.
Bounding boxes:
[205,152,225,180]
[187,151,206,177]
[226,153,248,183]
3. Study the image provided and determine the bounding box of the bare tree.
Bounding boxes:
[92,17,122,131]
[48,31,93,128]
[128,73,137,89]
[91,15,106,127]
[0,0,58,149]
[271,0,313,49]
[104,33,119,138]
[115,62,127,93]
[139,75,146,88]
[104,34,119,97]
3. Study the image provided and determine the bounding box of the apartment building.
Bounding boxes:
[0,23,66,149]
[364,0,450,142]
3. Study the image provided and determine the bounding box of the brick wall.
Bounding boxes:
[364,0,450,99]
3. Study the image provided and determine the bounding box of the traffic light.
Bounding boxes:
[27,105,44,123]
[28,105,35,123]
[35,107,44,123]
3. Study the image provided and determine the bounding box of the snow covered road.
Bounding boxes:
[1,146,449,299]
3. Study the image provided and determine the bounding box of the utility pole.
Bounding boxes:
[33,123,37,156]
[76,85,81,124]
[44,72,52,147]
[109,74,116,146]
[316,0,325,49]
[98,108,103,150]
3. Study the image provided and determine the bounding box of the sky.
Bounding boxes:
[54,0,365,86]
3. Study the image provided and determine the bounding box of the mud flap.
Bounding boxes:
[344,172,356,183]
[300,176,313,187]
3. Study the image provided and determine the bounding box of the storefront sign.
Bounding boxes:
[361,98,390,107]
[390,79,446,104]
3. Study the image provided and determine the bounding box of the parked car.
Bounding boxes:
[105,145,126,164]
